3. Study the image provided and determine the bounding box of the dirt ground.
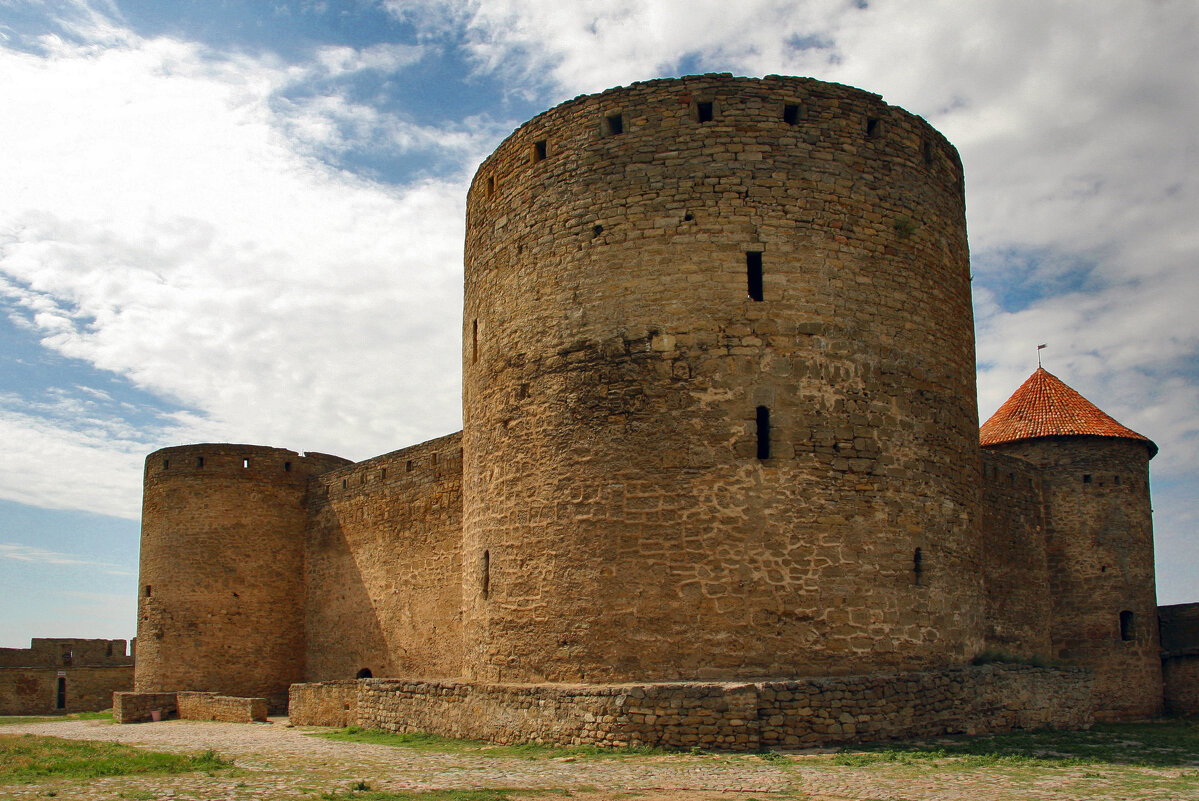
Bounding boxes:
[2,716,1197,801]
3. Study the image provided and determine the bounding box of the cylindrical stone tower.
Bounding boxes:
[135,444,350,710]
[462,74,983,683]
[981,368,1162,720]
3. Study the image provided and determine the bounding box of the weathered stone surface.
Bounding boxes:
[0,638,132,715]
[292,664,1092,751]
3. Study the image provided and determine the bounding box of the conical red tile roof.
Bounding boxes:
[980,368,1156,457]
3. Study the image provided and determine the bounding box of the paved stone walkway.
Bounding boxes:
[2,717,1197,800]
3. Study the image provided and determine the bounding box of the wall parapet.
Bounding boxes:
[292,664,1092,750]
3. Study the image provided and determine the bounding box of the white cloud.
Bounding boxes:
[0,542,126,571]
[0,15,476,514]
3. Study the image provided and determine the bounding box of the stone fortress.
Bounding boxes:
[130,75,1196,747]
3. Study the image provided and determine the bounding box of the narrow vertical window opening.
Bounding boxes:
[56,677,66,710]
[482,549,491,599]
[284,461,291,472]
[914,547,924,586]
[696,101,714,123]
[533,139,547,161]
[196,456,204,468]
[472,319,479,364]
[922,139,934,164]
[162,458,170,470]
[605,113,623,135]
[106,642,113,657]
[866,116,881,137]
[242,458,250,468]
[1120,610,1135,641]
[381,467,387,480]
[486,175,495,196]
[342,478,348,489]
[782,104,800,125]
[747,252,764,301]
[756,406,771,460]
[406,460,414,472]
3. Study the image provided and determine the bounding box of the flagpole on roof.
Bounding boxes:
[1037,343,1047,368]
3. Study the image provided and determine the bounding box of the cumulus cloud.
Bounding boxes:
[0,9,488,517]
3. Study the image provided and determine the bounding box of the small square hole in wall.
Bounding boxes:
[603,112,624,136]
[782,103,801,125]
[1083,474,1092,484]
[532,139,547,162]
[696,101,715,123]
[865,116,882,138]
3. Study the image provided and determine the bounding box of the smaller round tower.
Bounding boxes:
[980,368,1162,720]
[135,444,350,711]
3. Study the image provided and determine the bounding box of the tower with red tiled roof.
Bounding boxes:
[981,368,1162,720]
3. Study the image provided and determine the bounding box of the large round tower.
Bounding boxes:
[981,368,1162,720]
[462,74,983,683]
[135,444,350,710]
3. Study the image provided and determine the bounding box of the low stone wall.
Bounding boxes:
[288,681,359,727]
[114,691,178,723]
[1163,653,1199,717]
[294,664,1091,750]
[176,692,268,723]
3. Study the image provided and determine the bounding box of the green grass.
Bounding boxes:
[312,727,665,759]
[0,734,233,782]
[0,711,113,726]
[833,721,1199,769]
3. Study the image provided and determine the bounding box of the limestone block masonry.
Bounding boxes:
[463,73,981,684]
[130,74,1192,744]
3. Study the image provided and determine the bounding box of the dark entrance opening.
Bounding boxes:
[56,677,66,710]
[356,668,373,679]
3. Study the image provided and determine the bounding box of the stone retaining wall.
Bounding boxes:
[292,664,1092,750]
[176,691,267,723]
[289,681,358,727]
[114,691,178,723]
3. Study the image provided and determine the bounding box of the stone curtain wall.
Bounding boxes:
[979,451,1054,659]
[461,74,983,685]
[176,692,267,723]
[0,667,132,715]
[293,665,1091,750]
[137,445,352,712]
[0,638,131,669]
[304,433,464,682]
[289,681,358,727]
[1160,603,1199,716]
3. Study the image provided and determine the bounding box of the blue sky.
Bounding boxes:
[1,0,1197,647]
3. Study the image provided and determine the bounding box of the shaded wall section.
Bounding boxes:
[305,432,464,682]
[979,451,1053,659]
[1160,602,1199,716]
